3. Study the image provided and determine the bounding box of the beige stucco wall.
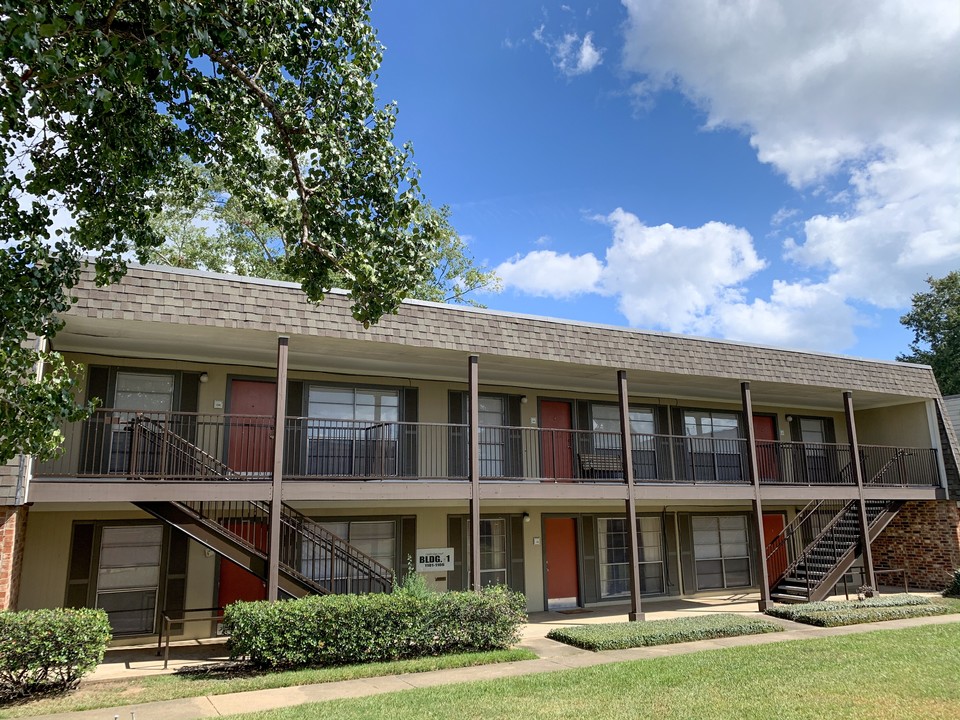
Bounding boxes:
[854,402,933,448]
[19,508,216,643]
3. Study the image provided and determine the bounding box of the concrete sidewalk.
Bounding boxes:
[27,611,960,720]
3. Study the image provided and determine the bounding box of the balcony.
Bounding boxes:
[31,410,941,489]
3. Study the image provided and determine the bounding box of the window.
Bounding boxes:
[793,416,836,483]
[591,405,655,449]
[306,386,399,476]
[110,372,176,472]
[478,396,506,477]
[463,518,510,587]
[301,519,396,591]
[95,525,164,635]
[479,518,508,586]
[682,410,744,482]
[598,517,664,598]
[692,515,751,590]
[591,404,658,479]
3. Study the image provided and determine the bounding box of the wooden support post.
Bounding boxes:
[618,371,644,621]
[741,382,772,611]
[843,390,876,591]
[468,355,482,591]
[267,336,289,601]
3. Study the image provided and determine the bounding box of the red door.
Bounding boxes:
[763,512,788,585]
[228,380,277,473]
[545,517,579,609]
[540,401,573,480]
[752,415,779,481]
[217,520,269,608]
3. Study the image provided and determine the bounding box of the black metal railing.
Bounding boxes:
[31,409,942,488]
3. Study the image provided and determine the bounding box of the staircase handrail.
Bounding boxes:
[863,447,907,485]
[130,415,236,480]
[134,418,393,595]
[775,500,859,592]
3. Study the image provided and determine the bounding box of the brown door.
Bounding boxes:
[540,401,573,480]
[763,512,788,585]
[545,517,579,609]
[228,380,277,473]
[752,415,779,481]
[217,520,269,608]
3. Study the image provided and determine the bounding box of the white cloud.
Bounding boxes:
[615,0,960,346]
[534,26,604,77]
[495,249,602,298]
[599,209,765,331]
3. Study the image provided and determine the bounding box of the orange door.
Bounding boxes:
[545,517,579,609]
[540,401,573,480]
[752,415,779,481]
[763,512,788,584]
[228,380,277,473]
[217,520,269,608]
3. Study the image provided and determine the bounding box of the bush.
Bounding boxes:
[224,586,527,670]
[765,594,959,627]
[546,613,782,651]
[943,569,960,598]
[0,608,111,699]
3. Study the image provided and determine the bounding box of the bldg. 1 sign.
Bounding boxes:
[416,547,454,572]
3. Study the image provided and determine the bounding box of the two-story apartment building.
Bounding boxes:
[2,264,958,641]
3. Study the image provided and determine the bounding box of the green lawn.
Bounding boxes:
[221,623,960,720]
[0,649,535,719]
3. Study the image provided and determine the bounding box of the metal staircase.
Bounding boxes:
[767,499,903,603]
[129,416,393,597]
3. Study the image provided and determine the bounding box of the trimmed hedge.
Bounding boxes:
[546,613,783,651]
[765,594,959,627]
[223,585,527,669]
[0,608,111,699]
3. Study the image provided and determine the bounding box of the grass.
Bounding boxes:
[0,648,536,718]
[219,622,960,720]
[546,612,783,650]
[766,594,960,627]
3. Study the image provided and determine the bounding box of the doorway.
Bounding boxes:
[227,379,277,473]
[762,512,788,584]
[540,400,573,480]
[752,414,779,481]
[544,517,579,609]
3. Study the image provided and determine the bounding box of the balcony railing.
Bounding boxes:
[31,409,941,488]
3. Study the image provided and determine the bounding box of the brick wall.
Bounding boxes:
[872,500,960,591]
[0,505,28,611]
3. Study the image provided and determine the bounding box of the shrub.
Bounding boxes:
[546,613,782,652]
[0,608,111,699]
[224,586,527,670]
[765,593,958,627]
[943,569,960,598]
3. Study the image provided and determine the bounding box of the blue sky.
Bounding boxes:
[369,1,959,361]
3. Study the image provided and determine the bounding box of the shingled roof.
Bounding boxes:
[66,264,942,399]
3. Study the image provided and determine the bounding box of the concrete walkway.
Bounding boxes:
[28,609,960,720]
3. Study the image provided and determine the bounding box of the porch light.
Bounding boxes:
[523,512,530,523]
[199,372,209,383]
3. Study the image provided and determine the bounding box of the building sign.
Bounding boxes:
[416,547,454,572]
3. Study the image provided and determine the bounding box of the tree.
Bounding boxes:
[1,1,440,463]
[145,165,501,305]
[897,272,960,395]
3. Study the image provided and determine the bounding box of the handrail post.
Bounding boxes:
[129,414,141,477]
[468,354,481,591]
[618,370,644,621]
[742,382,772,610]
[843,391,876,591]
[267,336,289,601]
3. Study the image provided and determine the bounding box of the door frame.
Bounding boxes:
[751,412,780,481]
[224,375,279,471]
[761,510,789,587]
[537,397,575,481]
[540,513,582,611]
